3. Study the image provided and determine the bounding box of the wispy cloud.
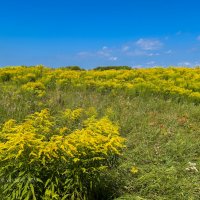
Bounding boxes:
[121,46,130,52]
[77,51,93,57]
[77,46,118,62]
[77,38,165,65]
[194,61,200,66]
[102,46,108,50]
[165,50,172,54]
[97,50,110,57]
[125,49,145,56]
[147,52,160,56]
[178,61,192,66]
[109,56,118,61]
[126,50,160,57]
[177,61,200,67]
[136,38,163,50]
[176,31,182,36]
[97,46,113,58]
[146,61,156,65]
[77,38,165,61]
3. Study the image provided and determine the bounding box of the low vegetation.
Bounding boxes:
[0,66,199,199]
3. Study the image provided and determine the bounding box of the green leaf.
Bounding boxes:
[55,177,59,185]
[18,171,26,177]
[21,181,29,198]
[61,194,70,200]
[30,183,36,200]
[45,178,51,188]
[36,178,43,183]
[24,191,30,200]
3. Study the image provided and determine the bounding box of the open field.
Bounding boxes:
[0,66,199,199]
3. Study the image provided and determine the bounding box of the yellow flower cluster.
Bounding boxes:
[21,81,46,97]
[0,108,124,164]
[0,108,125,199]
[1,66,200,102]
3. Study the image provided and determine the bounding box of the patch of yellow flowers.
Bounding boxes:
[0,108,125,166]
[1,66,200,101]
[0,108,125,199]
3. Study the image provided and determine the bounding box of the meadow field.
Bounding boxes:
[0,66,199,199]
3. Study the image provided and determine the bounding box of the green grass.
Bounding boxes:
[0,84,199,199]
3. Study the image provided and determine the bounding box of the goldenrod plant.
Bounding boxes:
[0,108,125,199]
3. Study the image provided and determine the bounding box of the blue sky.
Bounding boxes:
[1,0,200,68]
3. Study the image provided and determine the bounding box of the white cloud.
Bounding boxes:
[178,61,192,66]
[77,39,163,63]
[78,46,118,61]
[109,56,118,61]
[122,46,130,52]
[126,50,160,57]
[97,46,113,57]
[77,51,93,57]
[126,49,145,56]
[178,61,200,67]
[97,50,110,57]
[146,61,156,65]
[147,52,160,57]
[102,46,108,50]
[165,50,172,54]
[136,38,163,50]
[194,61,200,66]
[176,31,182,36]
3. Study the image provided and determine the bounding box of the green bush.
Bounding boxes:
[93,66,132,71]
[60,66,85,71]
[0,72,12,82]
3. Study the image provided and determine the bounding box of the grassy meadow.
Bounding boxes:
[0,66,199,199]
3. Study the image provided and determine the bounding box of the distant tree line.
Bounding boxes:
[60,66,132,71]
[11,65,133,71]
[93,66,132,71]
[60,66,85,71]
